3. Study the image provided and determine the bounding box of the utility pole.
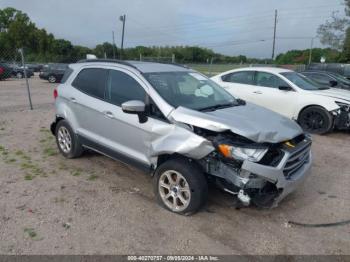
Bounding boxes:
[272,9,278,60]
[19,48,33,110]
[309,37,315,65]
[119,14,126,59]
[112,31,116,59]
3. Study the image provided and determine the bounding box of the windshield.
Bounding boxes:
[328,72,350,84]
[144,71,237,111]
[281,72,329,90]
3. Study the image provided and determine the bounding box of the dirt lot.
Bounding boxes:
[0,77,349,255]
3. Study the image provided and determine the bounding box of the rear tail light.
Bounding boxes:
[0,67,4,75]
[53,89,58,100]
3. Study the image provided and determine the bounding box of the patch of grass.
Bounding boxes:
[71,170,81,177]
[5,158,16,164]
[43,147,57,156]
[87,174,98,181]
[39,128,50,134]
[1,150,9,156]
[24,174,33,180]
[24,228,42,241]
[15,150,24,156]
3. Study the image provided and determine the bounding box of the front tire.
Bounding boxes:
[55,120,83,158]
[298,106,333,134]
[154,158,208,215]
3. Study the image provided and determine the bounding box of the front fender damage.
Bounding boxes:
[149,123,215,161]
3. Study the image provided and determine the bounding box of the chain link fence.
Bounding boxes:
[0,47,33,110]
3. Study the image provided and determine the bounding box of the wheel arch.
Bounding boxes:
[154,153,205,175]
[296,104,329,120]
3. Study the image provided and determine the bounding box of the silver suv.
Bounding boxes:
[51,59,312,215]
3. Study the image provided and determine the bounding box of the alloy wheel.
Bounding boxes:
[57,126,72,153]
[158,170,191,212]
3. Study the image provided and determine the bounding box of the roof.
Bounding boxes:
[231,67,293,74]
[76,59,191,73]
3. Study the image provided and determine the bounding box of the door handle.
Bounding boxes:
[70,97,77,103]
[103,111,115,119]
[253,91,263,94]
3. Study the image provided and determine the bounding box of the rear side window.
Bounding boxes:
[107,70,146,106]
[60,68,73,84]
[222,71,255,85]
[72,68,108,99]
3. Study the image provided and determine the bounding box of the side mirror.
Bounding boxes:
[329,80,338,87]
[121,100,148,124]
[278,85,292,91]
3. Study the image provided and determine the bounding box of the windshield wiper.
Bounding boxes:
[199,102,237,112]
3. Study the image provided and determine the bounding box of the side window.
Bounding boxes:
[310,74,331,84]
[107,70,146,106]
[72,68,108,99]
[256,72,288,88]
[222,71,255,85]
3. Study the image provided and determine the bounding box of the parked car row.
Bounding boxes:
[0,62,35,80]
[39,63,68,83]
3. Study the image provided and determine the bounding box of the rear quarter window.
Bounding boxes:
[60,68,73,84]
[72,68,108,99]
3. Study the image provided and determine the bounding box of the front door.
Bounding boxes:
[250,71,298,118]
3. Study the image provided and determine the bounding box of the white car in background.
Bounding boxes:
[211,67,350,134]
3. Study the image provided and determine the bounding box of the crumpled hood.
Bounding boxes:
[311,88,350,103]
[170,103,303,143]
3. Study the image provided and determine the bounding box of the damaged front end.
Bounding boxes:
[333,102,350,130]
[195,129,312,208]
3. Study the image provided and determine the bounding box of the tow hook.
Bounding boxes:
[238,189,251,206]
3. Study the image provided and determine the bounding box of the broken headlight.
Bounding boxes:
[218,144,268,162]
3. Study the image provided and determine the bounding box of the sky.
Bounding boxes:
[0,0,346,58]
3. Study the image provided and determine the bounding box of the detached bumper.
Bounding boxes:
[242,152,312,206]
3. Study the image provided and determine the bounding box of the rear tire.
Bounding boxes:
[16,72,23,79]
[55,120,83,158]
[48,75,57,83]
[298,106,333,134]
[153,158,208,215]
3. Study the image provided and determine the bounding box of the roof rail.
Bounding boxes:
[76,59,139,70]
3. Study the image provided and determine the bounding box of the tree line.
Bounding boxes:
[0,7,265,64]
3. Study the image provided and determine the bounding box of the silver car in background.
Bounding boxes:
[51,60,312,215]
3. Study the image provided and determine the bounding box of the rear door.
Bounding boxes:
[219,71,256,100]
[70,67,110,142]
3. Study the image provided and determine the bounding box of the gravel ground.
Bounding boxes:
[0,77,349,255]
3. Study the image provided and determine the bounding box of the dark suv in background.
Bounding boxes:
[11,65,34,79]
[301,71,350,90]
[40,63,68,83]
